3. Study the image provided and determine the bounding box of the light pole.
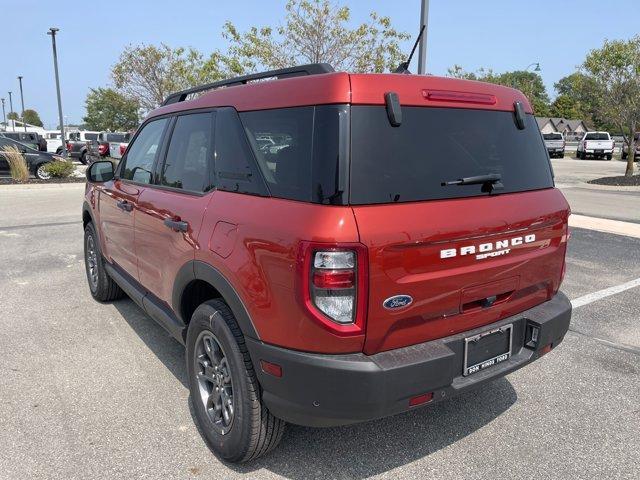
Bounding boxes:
[47,27,66,155]
[17,76,26,132]
[526,62,541,72]
[417,0,430,74]
[1,98,5,130]
[8,91,15,132]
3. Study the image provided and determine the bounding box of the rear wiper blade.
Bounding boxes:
[441,173,503,192]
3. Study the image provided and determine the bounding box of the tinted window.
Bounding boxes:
[543,133,563,140]
[160,113,212,192]
[585,133,609,140]
[350,106,554,204]
[106,133,126,142]
[85,133,98,141]
[121,118,167,184]
[240,105,347,204]
[213,108,267,196]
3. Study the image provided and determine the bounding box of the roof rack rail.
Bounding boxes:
[162,63,335,106]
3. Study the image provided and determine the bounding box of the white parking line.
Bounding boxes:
[571,277,640,309]
[569,214,640,239]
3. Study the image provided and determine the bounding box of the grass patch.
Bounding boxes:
[2,146,29,182]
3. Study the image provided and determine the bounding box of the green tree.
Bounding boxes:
[553,72,604,127]
[22,109,43,127]
[111,44,227,112]
[222,0,410,73]
[7,112,18,120]
[550,94,581,119]
[446,66,551,115]
[583,36,640,176]
[83,88,140,131]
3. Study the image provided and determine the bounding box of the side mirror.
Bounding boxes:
[87,160,114,183]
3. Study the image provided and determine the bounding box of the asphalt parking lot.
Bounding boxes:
[0,179,638,479]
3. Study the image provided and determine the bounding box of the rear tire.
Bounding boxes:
[622,152,627,160]
[606,154,612,160]
[80,151,88,165]
[84,222,124,302]
[186,300,285,463]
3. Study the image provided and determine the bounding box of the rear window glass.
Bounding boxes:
[543,133,563,140]
[585,133,609,140]
[106,133,126,142]
[350,106,553,204]
[85,133,98,141]
[240,105,347,204]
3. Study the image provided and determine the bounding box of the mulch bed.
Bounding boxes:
[0,177,86,185]
[588,175,640,186]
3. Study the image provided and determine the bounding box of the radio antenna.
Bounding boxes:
[394,25,425,74]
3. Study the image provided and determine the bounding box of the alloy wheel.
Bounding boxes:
[86,234,99,291]
[194,331,235,435]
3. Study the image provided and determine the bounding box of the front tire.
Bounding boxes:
[35,163,51,180]
[186,300,284,463]
[84,222,124,301]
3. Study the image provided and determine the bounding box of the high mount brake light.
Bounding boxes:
[298,242,368,335]
[423,90,497,105]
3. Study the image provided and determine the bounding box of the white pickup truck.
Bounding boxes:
[542,132,565,158]
[577,131,614,160]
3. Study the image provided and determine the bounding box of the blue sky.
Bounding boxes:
[2,0,638,128]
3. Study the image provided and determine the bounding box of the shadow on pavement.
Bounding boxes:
[113,297,517,479]
[112,299,187,389]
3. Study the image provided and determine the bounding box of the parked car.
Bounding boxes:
[0,131,42,151]
[0,135,64,179]
[88,132,130,161]
[576,131,614,160]
[542,132,565,158]
[67,131,99,164]
[621,132,640,161]
[83,64,571,462]
[42,130,66,154]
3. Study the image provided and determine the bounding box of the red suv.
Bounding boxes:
[83,64,571,462]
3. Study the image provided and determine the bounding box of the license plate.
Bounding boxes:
[595,149,604,154]
[463,324,512,376]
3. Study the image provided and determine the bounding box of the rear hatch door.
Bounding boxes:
[349,105,569,355]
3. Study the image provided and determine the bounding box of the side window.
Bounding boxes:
[213,107,268,196]
[120,118,168,184]
[160,113,213,193]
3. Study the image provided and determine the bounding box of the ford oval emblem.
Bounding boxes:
[383,295,413,310]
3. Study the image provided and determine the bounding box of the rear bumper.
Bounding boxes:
[247,291,571,427]
[584,149,613,154]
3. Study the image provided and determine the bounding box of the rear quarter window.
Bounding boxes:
[350,106,554,204]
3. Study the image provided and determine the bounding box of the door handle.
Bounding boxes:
[163,218,189,232]
[116,200,133,212]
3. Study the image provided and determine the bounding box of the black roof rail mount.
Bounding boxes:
[162,63,335,106]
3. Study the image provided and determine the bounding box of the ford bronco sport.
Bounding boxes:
[83,64,572,462]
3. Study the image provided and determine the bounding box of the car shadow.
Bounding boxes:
[113,298,517,479]
[112,298,188,389]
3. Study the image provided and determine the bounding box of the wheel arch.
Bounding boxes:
[173,260,260,341]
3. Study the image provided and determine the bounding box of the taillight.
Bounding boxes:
[119,143,127,156]
[66,142,71,150]
[98,143,108,155]
[298,242,368,335]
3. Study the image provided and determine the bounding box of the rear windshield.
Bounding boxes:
[350,106,553,204]
[543,133,563,140]
[585,133,609,140]
[106,133,126,142]
[85,133,98,141]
